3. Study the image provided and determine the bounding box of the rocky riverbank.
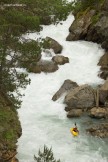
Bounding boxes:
[0,93,22,162]
[63,0,108,137]
[66,0,108,80]
[1,1,108,161]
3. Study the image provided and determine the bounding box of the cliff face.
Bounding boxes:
[67,0,108,49]
[66,0,108,80]
[0,93,22,162]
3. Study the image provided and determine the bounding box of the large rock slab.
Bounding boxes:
[66,7,108,51]
[64,85,95,109]
[46,37,63,54]
[89,107,108,119]
[85,11,108,51]
[86,123,108,138]
[52,79,78,101]
[66,10,95,41]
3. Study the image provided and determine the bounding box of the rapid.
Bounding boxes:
[17,13,108,162]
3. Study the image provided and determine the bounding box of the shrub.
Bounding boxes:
[34,145,61,162]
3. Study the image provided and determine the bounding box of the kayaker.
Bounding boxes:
[73,123,79,133]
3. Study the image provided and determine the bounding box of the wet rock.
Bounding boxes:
[86,123,108,138]
[99,71,108,80]
[52,55,69,65]
[67,109,83,118]
[52,79,78,101]
[89,107,108,118]
[64,85,95,109]
[98,52,108,80]
[66,5,108,51]
[29,64,41,73]
[37,60,59,73]
[98,52,108,67]
[46,37,63,54]
[101,40,108,51]
[65,106,72,112]
[99,80,108,105]
[29,60,59,73]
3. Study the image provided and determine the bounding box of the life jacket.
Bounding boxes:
[73,127,78,132]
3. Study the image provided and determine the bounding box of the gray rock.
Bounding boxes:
[46,37,63,54]
[89,107,108,118]
[52,55,69,65]
[52,79,78,101]
[99,80,108,104]
[29,60,59,73]
[98,52,108,80]
[66,10,95,41]
[67,109,83,118]
[86,123,108,138]
[64,85,95,108]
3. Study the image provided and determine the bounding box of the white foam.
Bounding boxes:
[17,14,108,162]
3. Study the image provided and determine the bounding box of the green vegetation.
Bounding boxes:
[0,0,73,25]
[91,12,101,24]
[73,0,105,15]
[34,145,61,162]
[0,0,74,108]
[0,103,21,149]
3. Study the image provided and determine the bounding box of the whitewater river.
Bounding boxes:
[17,14,108,162]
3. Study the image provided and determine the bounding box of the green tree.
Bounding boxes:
[0,0,74,108]
[34,145,61,162]
[0,24,42,108]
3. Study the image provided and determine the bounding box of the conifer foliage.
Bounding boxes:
[34,145,61,162]
[0,0,74,108]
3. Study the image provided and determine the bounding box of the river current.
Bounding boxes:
[17,13,108,162]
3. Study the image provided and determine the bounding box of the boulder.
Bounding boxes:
[101,40,108,51]
[98,52,108,80]
[65,106,72,112]
[66,7,108,51]
[86,123,108,138]
[29,60,59,73]
[67,109,83,118]
[64,85,95,109]
[98,52,108,67]
[52,79,78,101]
[46,37,63,54]
[99,71,108,80]
[89,107,108,119]
[66,10,95,41]
[99,80,108,105]
[86,11,108,50]
[52,55,69,65]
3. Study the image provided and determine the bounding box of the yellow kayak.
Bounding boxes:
[70,128,79,136]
